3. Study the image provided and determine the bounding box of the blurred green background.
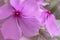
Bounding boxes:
[46,0,60,19]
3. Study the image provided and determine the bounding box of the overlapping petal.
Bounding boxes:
[18,18,40,37]
[21,3,37,18]
[10,0,25,10]
[1,17,22,40]
[22,3,47,18]
[39,0,49,6]
[35,10,48,26]
[34,0,49,6]
[45,14,60,37]
[0,4,14,20]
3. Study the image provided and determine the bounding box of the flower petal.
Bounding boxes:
[45,14,60,37]
[18,18,40,37]
[22,3,46,18]
[1,17,22,40]
[36,0,49,6]
[22,3,36,18]
[0,4,14,20]
[10,0,24,10]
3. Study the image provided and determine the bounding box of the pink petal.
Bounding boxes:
[1,17,22,40]
[36,0,49,6]
[22,3,46,18]
[37,2,49,6]
[10,0,38,11]
[45,14,60,37]
[18,18,40,37]
[35,10,48,25]
[40,2,49,6]
[0,4,14,20]
[10,0,24,10]
[22,3,36,18]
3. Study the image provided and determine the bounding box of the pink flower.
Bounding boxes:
[0,0,42,40]
[36,6,60,37]
[42,10,60,37]
[0,0,59,40]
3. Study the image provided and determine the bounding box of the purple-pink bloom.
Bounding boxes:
[0,0,59,40]
[0,0,42,40]
[43,11,60,37]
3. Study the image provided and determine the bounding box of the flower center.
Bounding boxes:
[14,11,21,17]
[46,10,51,15]
[15,12,20,16]
[46,10,51,18]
